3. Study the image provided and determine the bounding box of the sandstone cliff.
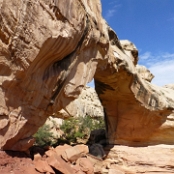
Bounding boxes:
[0,0,174,151]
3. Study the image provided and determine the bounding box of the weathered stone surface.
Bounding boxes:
[98,39,174,146]
[164,84,174,90]
[54,86,104,118]
[34,159,55,174]
[33,153,42,161]
[103,145,174,174]
[35,144,92,174]
[44,116,63,140]
[54,144,72,156]
[47,154,74,174]
[61,144,89,162]
[0,0,106,150]
[120,40,139,65]
[1,0,174,151]
[78,157,94,174]
[79,86,104,117]
[108,169,124,174]
[136,64,154,82]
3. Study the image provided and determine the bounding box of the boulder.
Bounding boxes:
[34,159,55,174]
[78,157,94,174]
[61,144,89,162]
[33,144,92,174]
[87,129,106,145]
[47,154,74,174]
[89,144,106,159]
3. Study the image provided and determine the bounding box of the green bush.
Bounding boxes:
[60,116,105,143]
[33,124,54,146]
[59,117,79,142]
[33,116,105,146]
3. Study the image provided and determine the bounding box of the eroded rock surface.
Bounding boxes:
[44,116,63,140]
[103,145,174,174]
[0,0,174,151]
[0,0,107,150]
[97,40,174,146]
[53,86,104,119]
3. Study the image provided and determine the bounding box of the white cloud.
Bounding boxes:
[162,53,174,59]
[149,60,174,86]
[105,9,117,19]
[140,52,153,60]
[105,2,121,20]
[139,52,174,86]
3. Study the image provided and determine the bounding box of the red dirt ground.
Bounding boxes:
[0,150,40,174]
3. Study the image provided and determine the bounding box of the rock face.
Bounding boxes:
[0,0,174,151]
[54,86,104,119]
[44,116,63,140]
[0,0,106,150]
[97,39,174,146]
[103,145,174,174]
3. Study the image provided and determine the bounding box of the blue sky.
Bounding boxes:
[88,0,174,87]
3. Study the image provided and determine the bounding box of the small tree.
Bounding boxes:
[33,124,54,146]
[60,115,105,144]
[33,116,105,146]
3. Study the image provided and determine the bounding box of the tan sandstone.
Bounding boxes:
[0,0,174,152]
[53,86,104,119]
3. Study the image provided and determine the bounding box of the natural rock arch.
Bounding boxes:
[0,0,174,151]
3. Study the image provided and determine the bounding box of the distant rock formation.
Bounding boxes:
[44,117,63,140]
[1,0,174,151]
[54,86,104,119]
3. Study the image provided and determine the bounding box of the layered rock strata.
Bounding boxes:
[0,0,107,150]
[96,40,174,146]
[0,0,174,151]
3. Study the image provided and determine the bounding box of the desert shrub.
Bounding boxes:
[60,115,105,143]
[33,124,54,146]
[59,117,80,142]
[33,116,105,146]
[79,115,105,131]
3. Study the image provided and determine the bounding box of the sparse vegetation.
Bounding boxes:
[60,115,105,144]
[33,116,105,146]
[33,124,55,146]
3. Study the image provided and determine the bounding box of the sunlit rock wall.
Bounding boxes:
[0,0,174,151]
